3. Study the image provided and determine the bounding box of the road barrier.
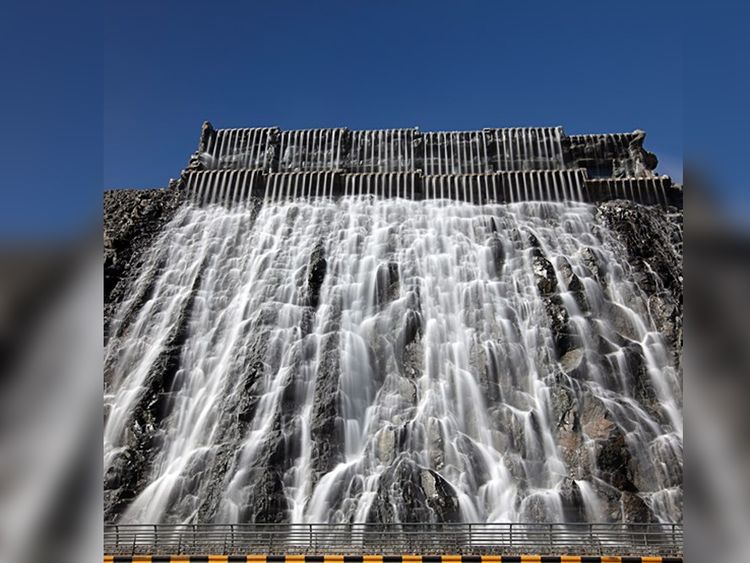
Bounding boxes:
[104,523,682,558]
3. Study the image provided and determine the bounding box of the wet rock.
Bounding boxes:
[558,478,588,522]
[305,242,328,309]
[197,336,298,523]
[595,428,636,492]
[420,469,460,521]
[557,257,589,311]
[248,439,292,522]
[487,233,505,276]
[557,257,575,287]
[580,394,616,440]
[532,250,558,296]
[394,374,418,404]
[402,309,422,349]
[376,426,397,464]
[401,337,423,380]
[580,247,606,286]
[425,417,445,469]
[596,201,682,366]
[549,382,578,431]
[528,249,583,362]
[548,382,590,479]
[544,294,581,359]
[604,301,640,342]
[621,491,656,523]
[491,405,528,458]
[559,348,585,374]
[386,261,400,302]
[104,187,185,342]
[520,492,558,523]
[103,447,141,509]
[367,457,460,523]
[103,408,160,521]
[617,342,662,421]
[502,453,527,485]
[650,438,683,488]
[589,479,656,523]
[103,276,201,522]
[239,466,289,523]
[310,346,344,481]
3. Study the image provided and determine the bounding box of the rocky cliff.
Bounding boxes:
[103,189,682,525]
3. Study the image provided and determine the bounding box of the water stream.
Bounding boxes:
[104,195,682,526]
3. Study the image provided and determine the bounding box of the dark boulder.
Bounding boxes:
[367,457,460,523]
[305,242,328,309]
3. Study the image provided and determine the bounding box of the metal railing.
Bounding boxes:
[104,522,682,556]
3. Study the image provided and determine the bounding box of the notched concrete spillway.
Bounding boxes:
[180,124,681,207]
[103,124,682,527]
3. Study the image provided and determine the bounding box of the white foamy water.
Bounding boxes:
[104,197,682,525]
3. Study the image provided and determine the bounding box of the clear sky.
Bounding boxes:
[685,3,749,220]
[0,0,707,236]
[0,1,101,237]
[103,1,683,186]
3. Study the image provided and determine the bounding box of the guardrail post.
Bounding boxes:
[309,523,313,552]
[589,523,595,554]
[468,523,472,552]
[548,523,552,554]
[672,523,677,554]
[154,524,158,553]
[509,522,513,551]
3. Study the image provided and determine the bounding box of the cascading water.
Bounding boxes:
[104,179,682,525]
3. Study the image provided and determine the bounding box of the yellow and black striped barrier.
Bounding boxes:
[103,555,683,562]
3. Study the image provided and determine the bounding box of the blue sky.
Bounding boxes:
[0,0,718,236]
[104,1,683,190]
[685,3,749,217]
[0,1,101,237]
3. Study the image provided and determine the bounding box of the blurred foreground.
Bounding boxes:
[685,169,750,561]
[0,235,102,563]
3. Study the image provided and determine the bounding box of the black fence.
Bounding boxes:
[104,523,682,557]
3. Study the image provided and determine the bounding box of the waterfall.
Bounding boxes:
[200,127,277,170]
[183,169,659,206]
[104,195,682,526]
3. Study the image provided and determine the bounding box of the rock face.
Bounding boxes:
[103,185,682,525]
[103,187,187,520]
[548,200,682,523]
[104,188,184,343]
[596,201,683,369]
[367,457,460,523]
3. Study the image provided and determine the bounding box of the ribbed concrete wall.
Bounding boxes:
[181,169,681,207]
[179,123,677,208]
[190,125,651,177]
